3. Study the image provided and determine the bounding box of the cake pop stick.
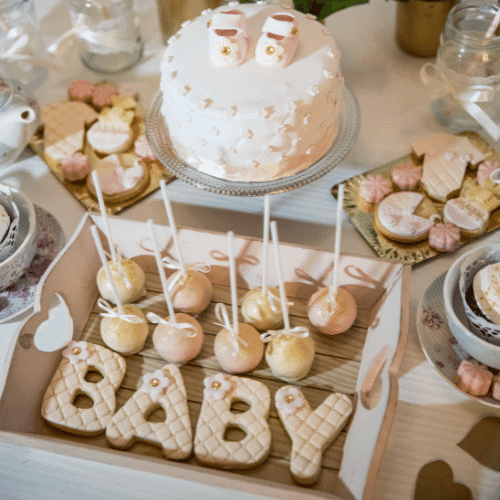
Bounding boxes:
[159,179,213,314]
[241,195,283,330]
[307,184,357,335]
[214,231,263,374]
[146,219,203,363]
[91,225,148,356]
[261,221,314,382]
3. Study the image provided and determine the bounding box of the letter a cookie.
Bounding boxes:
[195,373,271,469]
[275,386,353,485]
[106,364,192,461]
[41,341,126,435]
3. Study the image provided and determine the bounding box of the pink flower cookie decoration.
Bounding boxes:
[142,369,170,399]
[61,152,91,182]
[391,163,421,191]
[203,373,231,400]
[428,222,461,253]
[359,174,392,203]
[477,160,500,187]
[134,135,157,161]
[91,85,118,111]
[67,79,94,103]
[453,360,493,396]
[275,386,304,415]
[62,341,89,365]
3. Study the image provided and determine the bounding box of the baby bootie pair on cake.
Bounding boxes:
[209,10,299,69]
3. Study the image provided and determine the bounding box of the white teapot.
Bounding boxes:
[0,76,39,166]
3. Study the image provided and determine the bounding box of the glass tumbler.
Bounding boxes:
[66,0,143,74]
[427,2,500,138]
[0,0,44,85]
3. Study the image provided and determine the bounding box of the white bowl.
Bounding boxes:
[0,184,37,291]
[443,245,500,370]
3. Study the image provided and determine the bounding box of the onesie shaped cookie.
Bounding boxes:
[275,386,352,485]
[106,364,192,461]
[194,373,271,469]
[41,341,126,435]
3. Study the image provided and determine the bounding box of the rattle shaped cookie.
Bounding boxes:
[194,373,271,469]
[275,386,352,485]
[106,364,193,461]
[41,341,126,435]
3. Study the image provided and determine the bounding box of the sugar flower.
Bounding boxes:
[275,386,304,415]
[204,373,231,400]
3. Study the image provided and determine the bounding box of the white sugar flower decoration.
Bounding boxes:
[142,369,170,398]
[257,38,284,67]
[213,38,240,67]
[444,151,456,161]
[204,373,231,400]
[460,154,471,164]
[275,386,305,415]
[63,341,89,365]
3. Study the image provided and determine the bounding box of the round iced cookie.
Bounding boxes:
[214,323,264,374]
[100,304,148,356]
[152,312,204,363]
[241,286,283,331]
[307,286,357,335]
[97,259,146,304]
[166,269,213,315]
[358,174,392,203]
[264,333,315,382]
[391,163,421,191]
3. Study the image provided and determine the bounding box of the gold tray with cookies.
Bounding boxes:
[29,81,175,215]
[333,132,500,265]
[0,213,409,500]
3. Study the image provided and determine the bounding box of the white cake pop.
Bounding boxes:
[91,226,148,356]
[146,219,204,363]
[92,171,146,305]
[307,184,357,335]
[160,179,213,315]
[262,221,315,382]
[214,232,264,374]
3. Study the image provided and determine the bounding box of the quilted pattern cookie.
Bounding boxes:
[41,341,126,435]
[194,373,271,469]
[275,386,352,485]
[106,364,193,460]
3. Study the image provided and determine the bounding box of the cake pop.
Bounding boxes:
[91,225,148,356]
[241,195,284,331]
[262,221,315,382]
[307,184,357,335]
[159,180,213,315]
[214,231,264,374]
[92,171,146,305]
[146,219,204,363]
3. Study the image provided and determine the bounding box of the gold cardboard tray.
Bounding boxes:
[333,132,500,265]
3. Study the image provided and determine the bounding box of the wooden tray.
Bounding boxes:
[0,213,410,500]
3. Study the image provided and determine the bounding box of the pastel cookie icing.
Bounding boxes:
[391,163,421,191]
[358,174,392,203]
[160,3,343,181]
[428,222,461,253]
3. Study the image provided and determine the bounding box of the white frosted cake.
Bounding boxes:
[159,2,344,182]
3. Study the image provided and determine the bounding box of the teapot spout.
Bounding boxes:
[0,104,36,150]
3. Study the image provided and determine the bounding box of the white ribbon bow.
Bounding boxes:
[146,311,197,337]
[104,246,132,290]
[264,287,290,313]
[98,298,145,323]
[260,326,310,343]
[420,61,500,141]
[213,302,248,356]
[162,257,210,291]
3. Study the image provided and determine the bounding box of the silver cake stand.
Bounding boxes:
[146,86,361,196]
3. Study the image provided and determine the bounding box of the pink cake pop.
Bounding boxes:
[307,184,357,335]
[214,231,264,374]
[146,219,203,363]
[160,180,213,315]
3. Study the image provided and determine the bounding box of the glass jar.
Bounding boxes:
[66,0,143,74]
[429,2,500,138]
[0,0,44,86]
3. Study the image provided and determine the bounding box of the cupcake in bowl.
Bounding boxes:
[0,183,37,291]
[443,244,500,370]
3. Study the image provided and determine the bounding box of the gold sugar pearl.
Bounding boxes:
[71,347,81,356]
[207,20,212,28]
[291,27,298,36]
[151,378,160,387]
[221,46,231,56]
[212,381,222,390]
[265,46,275,55]
[285,395,294,403]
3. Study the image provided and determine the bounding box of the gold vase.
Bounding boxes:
[396,0,456,57]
